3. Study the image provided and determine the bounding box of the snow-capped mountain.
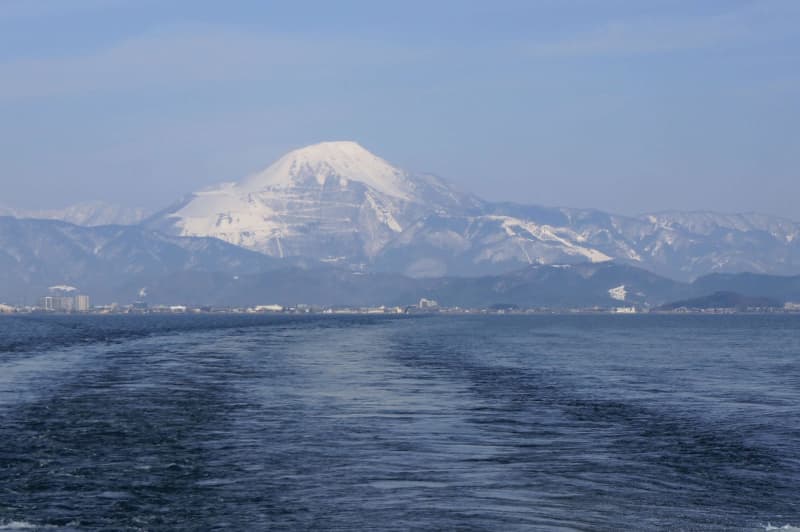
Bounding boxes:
[0,201,149,226]
[560,208,800,280]
[147,141,482,262]
[148,141,620,274]
[146,141,800,280]
[4,214,800,306]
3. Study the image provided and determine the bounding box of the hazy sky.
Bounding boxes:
[1,0,798,219]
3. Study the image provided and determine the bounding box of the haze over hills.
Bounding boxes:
[0,217,286,305]
[2,140,800,307]
[145,141,800,281]
[4,217,796,309]
[0,201,150,227]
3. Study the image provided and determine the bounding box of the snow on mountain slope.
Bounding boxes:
[640,211,800,242]
[144,141,800,279]
[487,215,611,263]
[150,141,619,274]
[373,213,614,278]
[148,141,482,261]
[239,141,416,200]
[550,208,800,280]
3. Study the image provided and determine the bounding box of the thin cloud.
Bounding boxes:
[0,24,422,102]
[0,0,137,20]
[526,1,798,57]
[529,18,739,56]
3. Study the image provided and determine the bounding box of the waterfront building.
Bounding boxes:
[75,295,90,312]
[419,298,439,309]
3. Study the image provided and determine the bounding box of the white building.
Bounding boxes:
[40,295,74,312]
[74,295,90,312]
[252,304,284,312]
[40,296,55,311]
[419,298,439,309]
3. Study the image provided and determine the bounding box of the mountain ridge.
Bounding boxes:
[0,201,150,226]
[0,216,289,305]
[3,216,800,308]
[4,141,800,282]
[142,141,800,281]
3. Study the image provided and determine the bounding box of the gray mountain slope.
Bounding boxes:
[0,217,287,304]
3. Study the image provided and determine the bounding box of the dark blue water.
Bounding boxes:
[0,314,798,531]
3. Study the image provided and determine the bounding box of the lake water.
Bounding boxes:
[0,314,798,530]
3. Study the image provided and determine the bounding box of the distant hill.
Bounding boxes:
[0,217,289,305]
[660,291,783,311]
[119,265,800,309]
[4,214,800,309]
[418,262,684,309]
[691,272,800,302]
[131,262,685,308]
[0,201,149,226]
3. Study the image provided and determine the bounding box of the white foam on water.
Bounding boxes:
[765,525,800,531]
[0,350,83,407]
[0,521,53,530]
[369,480,448,489]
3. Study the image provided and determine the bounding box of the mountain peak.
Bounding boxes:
[240,140,415,200]
[147,141,477,264]
[279,140,374,163]
[297,140,368,153]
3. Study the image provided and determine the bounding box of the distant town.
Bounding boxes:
[1,285,800,316]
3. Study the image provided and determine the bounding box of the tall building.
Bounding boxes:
[52,296,74,312]
[40,287,90,312]
[419,298,440,309]
[74,295,90,312]
[40,296,55,311]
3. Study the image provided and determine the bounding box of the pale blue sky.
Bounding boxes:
[1,0,798,218]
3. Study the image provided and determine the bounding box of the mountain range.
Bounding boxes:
[143,141,800,281]
[2,140,799,307]
[0,201,150,226]
[0,217,289,304]
[4,217,797,308]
